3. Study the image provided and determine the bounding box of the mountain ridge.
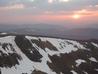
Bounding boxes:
[0,35,98,74]
[0,24,98,40]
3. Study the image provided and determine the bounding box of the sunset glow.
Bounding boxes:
[75,9,87,14]
[72,14,81,19]
[48,0,53,3]
[0,0,98,28]
[59,0,69,2]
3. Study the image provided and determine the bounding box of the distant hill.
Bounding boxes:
[65,28,98,40]
[0,24,98,40]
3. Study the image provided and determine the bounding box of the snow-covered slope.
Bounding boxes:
[0,35,98,74]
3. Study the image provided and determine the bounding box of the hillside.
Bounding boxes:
[0,34,98,74]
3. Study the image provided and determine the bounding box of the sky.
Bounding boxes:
[0,0,98,28]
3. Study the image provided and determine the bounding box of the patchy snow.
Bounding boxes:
[0,36,15,55]
[0,36,35,74]
[45,48,60,56]
[60,72,64,74]
[0,36,15,43]
[92,42,98,48]
[83,71,88,74]
[0,44,15,55]
[75,59,86,67]
[0,36,98,74]
[22,36,88,73]
[0,33,7,35]
[95,69,98,71]
[32,44,56,74]
[0,46,9,55]
[25,36,39,40]
[0,36,56,74]
[89,57,98,62]
[66,40,86,49]
[40,38,82,54]
[71,70,77,74]
[26,36,87,56]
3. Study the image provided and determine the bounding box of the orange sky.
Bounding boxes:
[0,0,98,28]
[0,9,98,24]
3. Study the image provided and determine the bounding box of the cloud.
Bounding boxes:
[48,0,54,3]
[59,0,69,3]
[88,4,98,9]
[73,9,98,16]
[0,4,25,10]
[95,5,98,7]
[0,0,98,26]
[29,0,35,2]
[0,0,98,11]
[48,0,69,4]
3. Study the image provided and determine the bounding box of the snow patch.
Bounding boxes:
[75,59,86,67]
[71,70,77,74]
[83,71,88,74]
[95,69,98,71]
[0,33,7,35]
[92,42,98,48]
[89,57,98,62]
